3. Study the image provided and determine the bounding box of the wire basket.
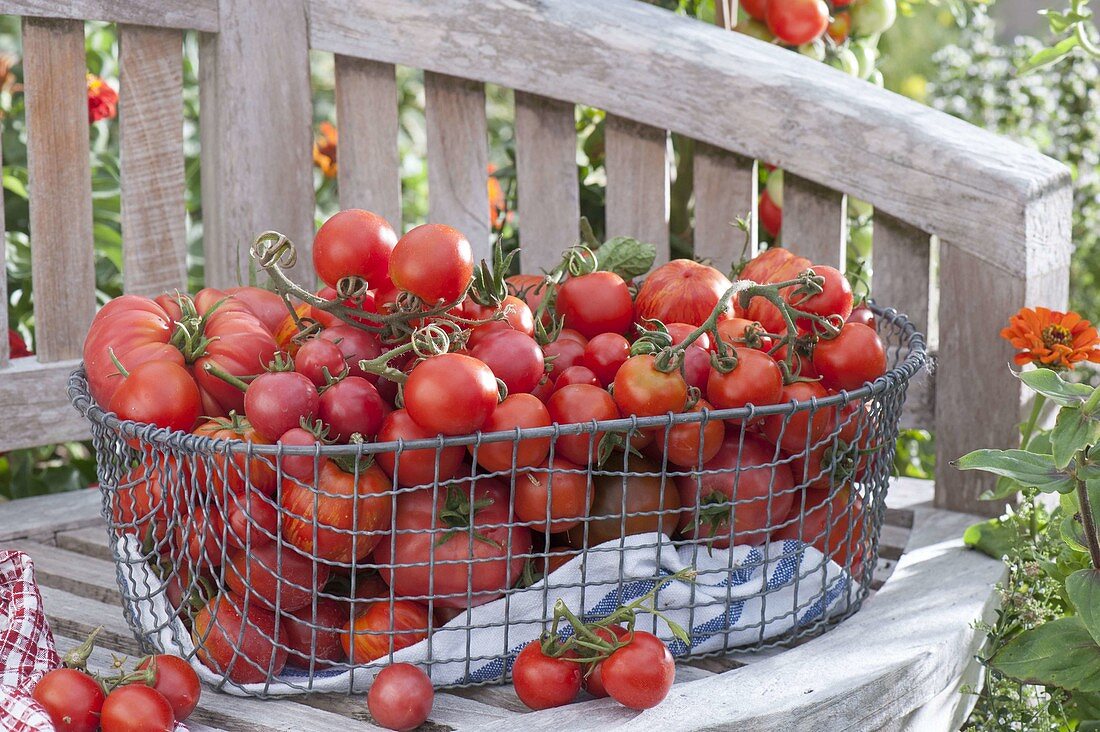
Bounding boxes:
[69,303,926,697]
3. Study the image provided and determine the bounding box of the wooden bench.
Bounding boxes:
[0,0,1066,727]
[3,478,1002,729]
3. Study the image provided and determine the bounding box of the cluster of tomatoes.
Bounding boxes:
[82,206,888,714]
[32,630,200,732]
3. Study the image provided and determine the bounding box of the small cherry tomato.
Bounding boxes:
[612,354,689,418]
[512,640,581,710]
[136,654,201,722]
[368,663,434,732]
[600,631,675,710]
[812,322,887,392]
[706,347,784,412]
[581,333,630,386]
[470,329,546,395]
[404,354,499,436]
[389,223,474,303]
[546,384,620,465]
[32,668,105,732]
[555,271,634,339]
[244,371,319,442]
[313,209,398,289]
[295,337,348,386]
[100,684,175,732]
[471,393,552,472]
[318,375,387,441]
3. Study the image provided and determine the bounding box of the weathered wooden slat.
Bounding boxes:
[334,56,402,230]
[10,540,121,606]
[513,92,579,273]
[0,358,91,452]
[0,465,101,538]
[873,213,930,335]
[199,0,314,289]
[424,71,491,263]
[39,585,139,654]
[22,17,97,363]
[604,115,669,264]
[448,683,529,714]
[781,174,846,268]
[692,144,755,268]
[56,524,116,563]
[300,689,520,727]
[0,0,218,32]
[307,0,1070,280]
[119,25,188,297]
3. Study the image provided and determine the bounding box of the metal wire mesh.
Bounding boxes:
[68,303,926,697]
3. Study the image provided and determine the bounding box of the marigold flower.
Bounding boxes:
[313,121,338,179]
[1001,306,1100,370]
[86,73,117,124]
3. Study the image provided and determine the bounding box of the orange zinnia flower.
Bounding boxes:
[313,121,338,179]
[1001,306,1100,370]
[488,164,510,227]
[86,73,117,123]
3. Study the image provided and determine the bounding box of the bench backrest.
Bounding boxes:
[0,0,1072,514]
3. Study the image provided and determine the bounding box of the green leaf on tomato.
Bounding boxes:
[990,616,1100,692]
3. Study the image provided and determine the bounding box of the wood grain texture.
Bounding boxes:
[0,485,101,540]
[782,174,846,268]
[199,0,314,289]
[0,0,218,31]
[873,213,931,334]
[514,91,580,273]
[22,18,97,363]
[307,0,1070,277]
[0,359,90,451]
[424,71,492,263]
[56,525,116,562]
[604,115,669,264]
[334,56,402,229]
[8,540,121,605]
[39,585,141,654]
[692,143,755,268]
[119,25,188,297]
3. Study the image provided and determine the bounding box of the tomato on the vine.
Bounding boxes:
[471,393,552,473]
[100,685,175,732]
[368,663,435,732]
[706,347,784,412]
[812,322,886,392]
[404,354,498,436]
[581,333,630,387]
[470,329,545,396]
[32,668,105,732]
[766,0,829,45]
[612,354,689,418]
[375,409,466,487]
[555,271,633,339]
[312,209,398,289]
[136,654,201,722]
[782,264,853,327]
[318,375,387,441]
[512,641,581,710]
[389,223,474,303]
[600,631,675,710]
[244,370,319,442]
[318,325,384,383]
[546,384,620,465]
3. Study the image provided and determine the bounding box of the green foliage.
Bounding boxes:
[930,8,1100,319]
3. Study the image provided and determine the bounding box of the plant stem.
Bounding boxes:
[1020,393,1046,541]
[1075,451,1100,569]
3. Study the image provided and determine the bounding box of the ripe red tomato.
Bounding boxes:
[276,426,328,483]
[310,285,379,328]
[282,598,349,669]
[555,271,633,339]
[662,399,725,468]
[758,191,783,238]
[135,654,201,722]
[244,371,318,442]
[193,416,277,498]
[313,209,398,289]
[546,384,620,465]
[782,265,853,326]
[741,0,770,20]
[108,360,201,433]
[581,333,630,386]
[706,347,784,412]
[774,486,866,575]
[193,595,288,685]
[222,487,279,548]
[600,631,675,709]
[223,542,330,612]
[100,685,175,732]
[367,663,435,732]
[846,303,875,328]
[471,394,552,473]
[318,376,387,441]
[112,462,174,545]
[556,328,589,346]
[374,478,532,608]
[766,0,829,45]
[515,459,592,533]
[295,337,349,386]
[542,337,586,381]
[664,322,710,349]
[634,259,733,328]
[512,641,581,710]
[375,409,466,487]
[404,354,498,435]
[342,600,431,664]
[223,286,288,334]
[464,295,535,348]
[581,625,631,698]
[762,381,837,453]
[612,355,689,418]
[32,668,105,732]
[282,459,392,563]
[566,457,681,547]
[681,344,711,392]
[554,365,601,390]
[318,325,384,383]
[675,432,794,547]
[389,223,474,303]
[715,317,772,351]
[812,322,886,392]
[470,330,545,395]
[171,506,225,570]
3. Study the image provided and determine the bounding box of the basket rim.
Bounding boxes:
[69,301,927,457]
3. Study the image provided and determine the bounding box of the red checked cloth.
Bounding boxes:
[0,551,61,731]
